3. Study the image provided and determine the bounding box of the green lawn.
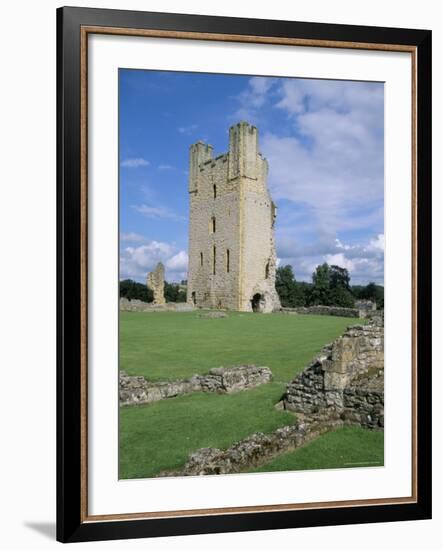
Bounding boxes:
[119,383,294,479]
[119,311,365,479]
[250,426,384,473]
[119,311,356,383]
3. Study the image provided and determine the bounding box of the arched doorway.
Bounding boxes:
[251,293,263,313]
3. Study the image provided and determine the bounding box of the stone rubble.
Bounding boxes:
[282,315,384,429]
[119,365,273,406]
[162,413,343,476]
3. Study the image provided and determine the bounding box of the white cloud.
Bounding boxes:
[178,124,198,135]
[120,232,147,243]
[120,241,188,282]
[245,78,385,265]
[231,77,276,122]
[277,234,384,285]
[132,203,185,221]
[229,77,384,244]
[367,233,385,253]
[158,164,174,171]
[262,128,383,237]
[120,157,150,168]
[166,250,188,271]
[324,252,356,272]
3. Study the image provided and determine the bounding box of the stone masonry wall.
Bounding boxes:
[119,365,273,406]
[282,315,384,429]
[187,122,280,313]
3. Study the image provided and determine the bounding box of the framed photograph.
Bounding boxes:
[57,6,432,543]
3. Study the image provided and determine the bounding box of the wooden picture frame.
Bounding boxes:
[57,6,432,543]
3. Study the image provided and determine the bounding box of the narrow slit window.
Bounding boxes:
[200,252,203,266]
[226,249,230,273]
[212,245,216,275]
[211,217,216,233]
[213,184,217,199]
[265,261,270,279]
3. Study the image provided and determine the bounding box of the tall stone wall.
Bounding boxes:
[146,262,165,305]
[282,315,384,429]
[187,121,280,313]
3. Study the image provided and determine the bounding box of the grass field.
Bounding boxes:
[119,383,294,478]
[119,310,374,479]
[119,310,355,383]
[250,426,384,473]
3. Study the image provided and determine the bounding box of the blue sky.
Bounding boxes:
[119,69,384,285]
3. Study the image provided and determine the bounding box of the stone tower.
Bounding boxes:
[187,121,281,313]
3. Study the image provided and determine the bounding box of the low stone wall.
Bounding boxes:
[161,413,344,476]
[355,300,376,312]
[119,365,273,406]
[119,297,194,312]
[282,317,384,429]
[282,305,361,318]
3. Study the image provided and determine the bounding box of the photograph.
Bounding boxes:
[118,69,385,480]
[53,5,431,543]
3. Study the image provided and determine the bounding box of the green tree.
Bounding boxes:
[275,265,296,307]
[275,266,308,307]
[164,282,187,303]
[119,279,153,302]
[359,282,384,309]
[330,265,350,290]
[329,286,355,308]
[309,263,332,305]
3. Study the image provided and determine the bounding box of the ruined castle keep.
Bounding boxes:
[187,121,281,312]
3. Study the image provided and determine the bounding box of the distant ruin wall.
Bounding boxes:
[119,298,194,312]
[119,365,273,406]
[282,305,361,318]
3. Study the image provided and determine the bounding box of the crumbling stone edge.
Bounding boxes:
[119,365,273,406]
[158,412,367,477]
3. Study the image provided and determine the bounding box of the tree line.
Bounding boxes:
[120,263,384,309]
[276,263,384,309]
[120,279,187,303]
